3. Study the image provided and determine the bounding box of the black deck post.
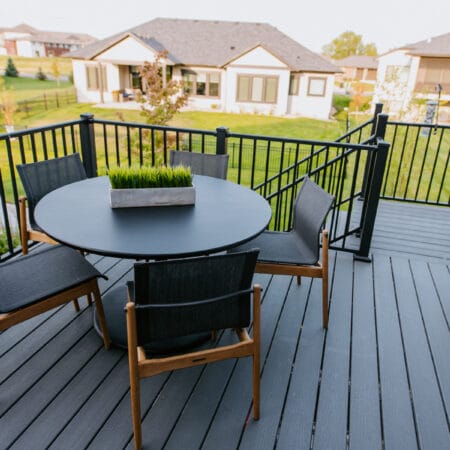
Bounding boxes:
[79,113,98,178]
[360,103,384,200]
[216,127,229,155]
[356,113,390,261]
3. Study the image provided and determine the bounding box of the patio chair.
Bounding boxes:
[16,153,87,254]
[0,244,110,349]
[231,177,335,329]
[169,150,229,179]
[16,153,89,312]
[125,250,261,449]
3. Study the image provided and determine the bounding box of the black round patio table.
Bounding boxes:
[35,175,272,350]
[34,175,271,259]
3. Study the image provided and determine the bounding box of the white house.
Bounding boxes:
[68,18,339,119]
[373,32,450,121]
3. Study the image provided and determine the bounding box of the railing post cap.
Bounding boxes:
[80,113,94,120]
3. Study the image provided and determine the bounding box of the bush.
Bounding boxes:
[333,94,351,113]
[5,57,18,77]
[35,67,47,81]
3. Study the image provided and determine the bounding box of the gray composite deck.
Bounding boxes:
[1,202,449,450]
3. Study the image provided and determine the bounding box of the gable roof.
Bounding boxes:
[69,18,338,73]
[335,55,378,69]
[391,32,450,58]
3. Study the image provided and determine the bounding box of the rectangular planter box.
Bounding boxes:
[110,186,195,208]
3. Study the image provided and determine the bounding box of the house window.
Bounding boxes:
[86,65,108,91]
[415,58,450,93]
[237,75,278,103]
[289,74,300,95]
[182,71,220,97]
[307,77,327,97]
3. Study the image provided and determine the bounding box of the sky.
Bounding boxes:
[2,0,449,55]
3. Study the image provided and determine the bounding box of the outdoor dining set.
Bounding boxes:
[0,151,334,449]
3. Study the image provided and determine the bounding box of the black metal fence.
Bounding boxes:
[382,120,449,205]
[2,103,447,263]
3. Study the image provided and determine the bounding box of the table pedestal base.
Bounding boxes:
[93,284,210,354]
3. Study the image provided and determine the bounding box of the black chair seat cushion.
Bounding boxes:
[0,245,103,313]
[231,230,318,266]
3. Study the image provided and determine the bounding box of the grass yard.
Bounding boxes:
[2,76,73,101]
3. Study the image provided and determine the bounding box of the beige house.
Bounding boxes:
[373,32,450,120]
[335,55,378,83]
[69,18,339,119]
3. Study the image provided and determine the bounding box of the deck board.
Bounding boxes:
[1,203,450,450]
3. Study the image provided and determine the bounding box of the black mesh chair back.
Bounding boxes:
[16,153,87,229]
[292,177,335,262]
[169,150,229,179]
[130,249,258,345]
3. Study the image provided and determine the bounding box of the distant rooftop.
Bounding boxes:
[0,23,97,46]
[335,55,378,69]
[398,32,450,57]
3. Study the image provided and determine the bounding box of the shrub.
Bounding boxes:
[35,67,47,81]
[5,57,18,77]
[108,165,193,189]
[333,94,351,113]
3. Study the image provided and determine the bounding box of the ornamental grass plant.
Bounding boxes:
[108,165,193,189]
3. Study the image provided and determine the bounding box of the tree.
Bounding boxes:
[35,67,47,81]
[0,77,17,130]
[322,31,378,60]
[51,60,61,86]
[5,57,19,77]
[138,51,188,126]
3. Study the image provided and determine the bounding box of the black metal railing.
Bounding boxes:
[381,120,449,205]
[0,108,390,261]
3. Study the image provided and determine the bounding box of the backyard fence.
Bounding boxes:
[15,88,77,116]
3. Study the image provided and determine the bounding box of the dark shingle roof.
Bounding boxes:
[69,18,338,73]
[401,32,450,57]
[335,55,378,69]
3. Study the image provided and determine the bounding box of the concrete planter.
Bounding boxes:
[110,186,195,208]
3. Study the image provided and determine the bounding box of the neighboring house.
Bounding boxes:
[68,18,339,119]
[335,55,378,83]
[0,23,96,57]
[373,32,450,120]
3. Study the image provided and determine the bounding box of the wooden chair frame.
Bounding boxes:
[126,284,261,450]
[255,230,330,328]
[0,277,111,349]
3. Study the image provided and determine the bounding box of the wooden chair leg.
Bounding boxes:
[322,230,329,329]
[211,330,217,341]
[252,285,261,420]
[87,293,93,306]
[297,275,301,285]
[126,303,142,450]
[72,299,80,312]
[92,283,110,349]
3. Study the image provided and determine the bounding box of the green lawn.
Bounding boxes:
[1,76,73,101]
